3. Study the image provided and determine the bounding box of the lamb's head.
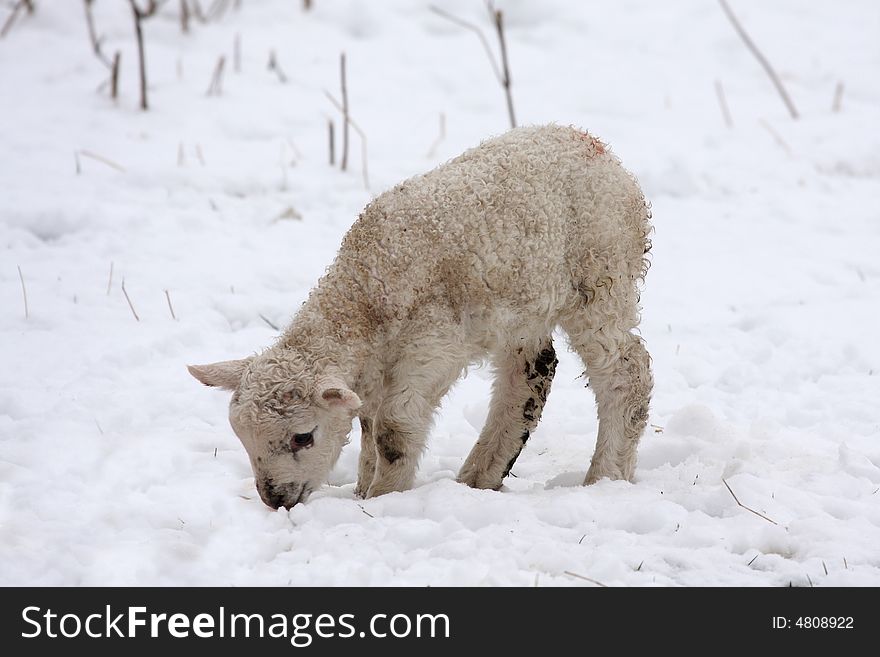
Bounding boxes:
[187,351,361,509]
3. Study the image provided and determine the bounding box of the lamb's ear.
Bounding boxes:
[315,377,362,411]
[187,358,251,390]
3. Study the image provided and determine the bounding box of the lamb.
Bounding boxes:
[188,124,653,510]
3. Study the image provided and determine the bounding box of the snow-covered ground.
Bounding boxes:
[2,0,879,586]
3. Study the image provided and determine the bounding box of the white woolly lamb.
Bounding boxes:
[189,124,653,509]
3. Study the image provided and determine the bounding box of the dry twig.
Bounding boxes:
[267,49,288,83]
[128,0,161,110]
[339,52,349,171]
[722,478,778,525]
[180,0,190,33]
[429,5,503,83]
[328,118,335,166]
[832,81,844,113]
[121,278,140,321]
[714,79,733,128]
[1,0,33,39]
[17,265,28,319]
[489,2,515,128]
[110,51,121,100]
[718,0,798,119]
[563,571,608,587]
[426,112,446,158]
[429,3,516,127]
[325,91,370,189]
[76,149,126,173]
[164,289,177,320]
[84,0,113,68]
[206,55,225,95]
[759,118,791,156]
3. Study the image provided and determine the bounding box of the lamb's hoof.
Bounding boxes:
[584,467,628,486]
[457,469,502,491]
[364,484,392,499]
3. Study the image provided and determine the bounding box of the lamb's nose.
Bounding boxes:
[257,481,306,510]
[257,482,288,509]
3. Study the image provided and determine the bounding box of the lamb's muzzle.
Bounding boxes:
[189,124,653,509]
[258,480,310,510]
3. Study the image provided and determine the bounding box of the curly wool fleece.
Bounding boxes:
[191,124,653,508]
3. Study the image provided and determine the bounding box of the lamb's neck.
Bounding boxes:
[276,286,378,387]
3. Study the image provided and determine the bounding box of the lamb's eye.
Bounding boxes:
[290,430,315,450]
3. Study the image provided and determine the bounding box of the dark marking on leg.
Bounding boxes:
[501,343,558,483]
[375,427,405,464]
[501,445,524,480]
[523,396,537,423]
[632,403,649,425]
[533,346,557,378]
[359,417,372,436]
[500,429,532,480]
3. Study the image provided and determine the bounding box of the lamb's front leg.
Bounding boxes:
[365,341,466,499]
[367,414,428,498]
[354,417,377,498]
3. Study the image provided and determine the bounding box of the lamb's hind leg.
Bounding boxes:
[458,337,557,490]
[563,317,653,484]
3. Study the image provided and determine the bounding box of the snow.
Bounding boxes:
[1,0,879,586]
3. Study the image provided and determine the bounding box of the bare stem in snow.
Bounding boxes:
[429,5,503,84]
[563,571,608,587]
[76,149,126,173]
[121,278,140,321]
[718,0,798,120]
[426,111,446,158]
[259,314,279,331]
[489,3,516,128]
[832,81,844,113]
[722,478,778,525]
[106,261,114,295]
[267,49,288,83]
[206,0,230,21]
[325,91,370,190]
[164,289,177,320]
[429,3,516,127]
[128,0,160,111]
[328,118,335,166]
[758,118,791,156]
[714,79,733,128]
[180,0,190,33]
[1,0,32,39]
[110,51,121,100]
[233,32,241,73]
[84,0,113,68]
[190,0,206,22]
[339,52,350,172]
[206,55,226,95]
[17,265,28,319]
